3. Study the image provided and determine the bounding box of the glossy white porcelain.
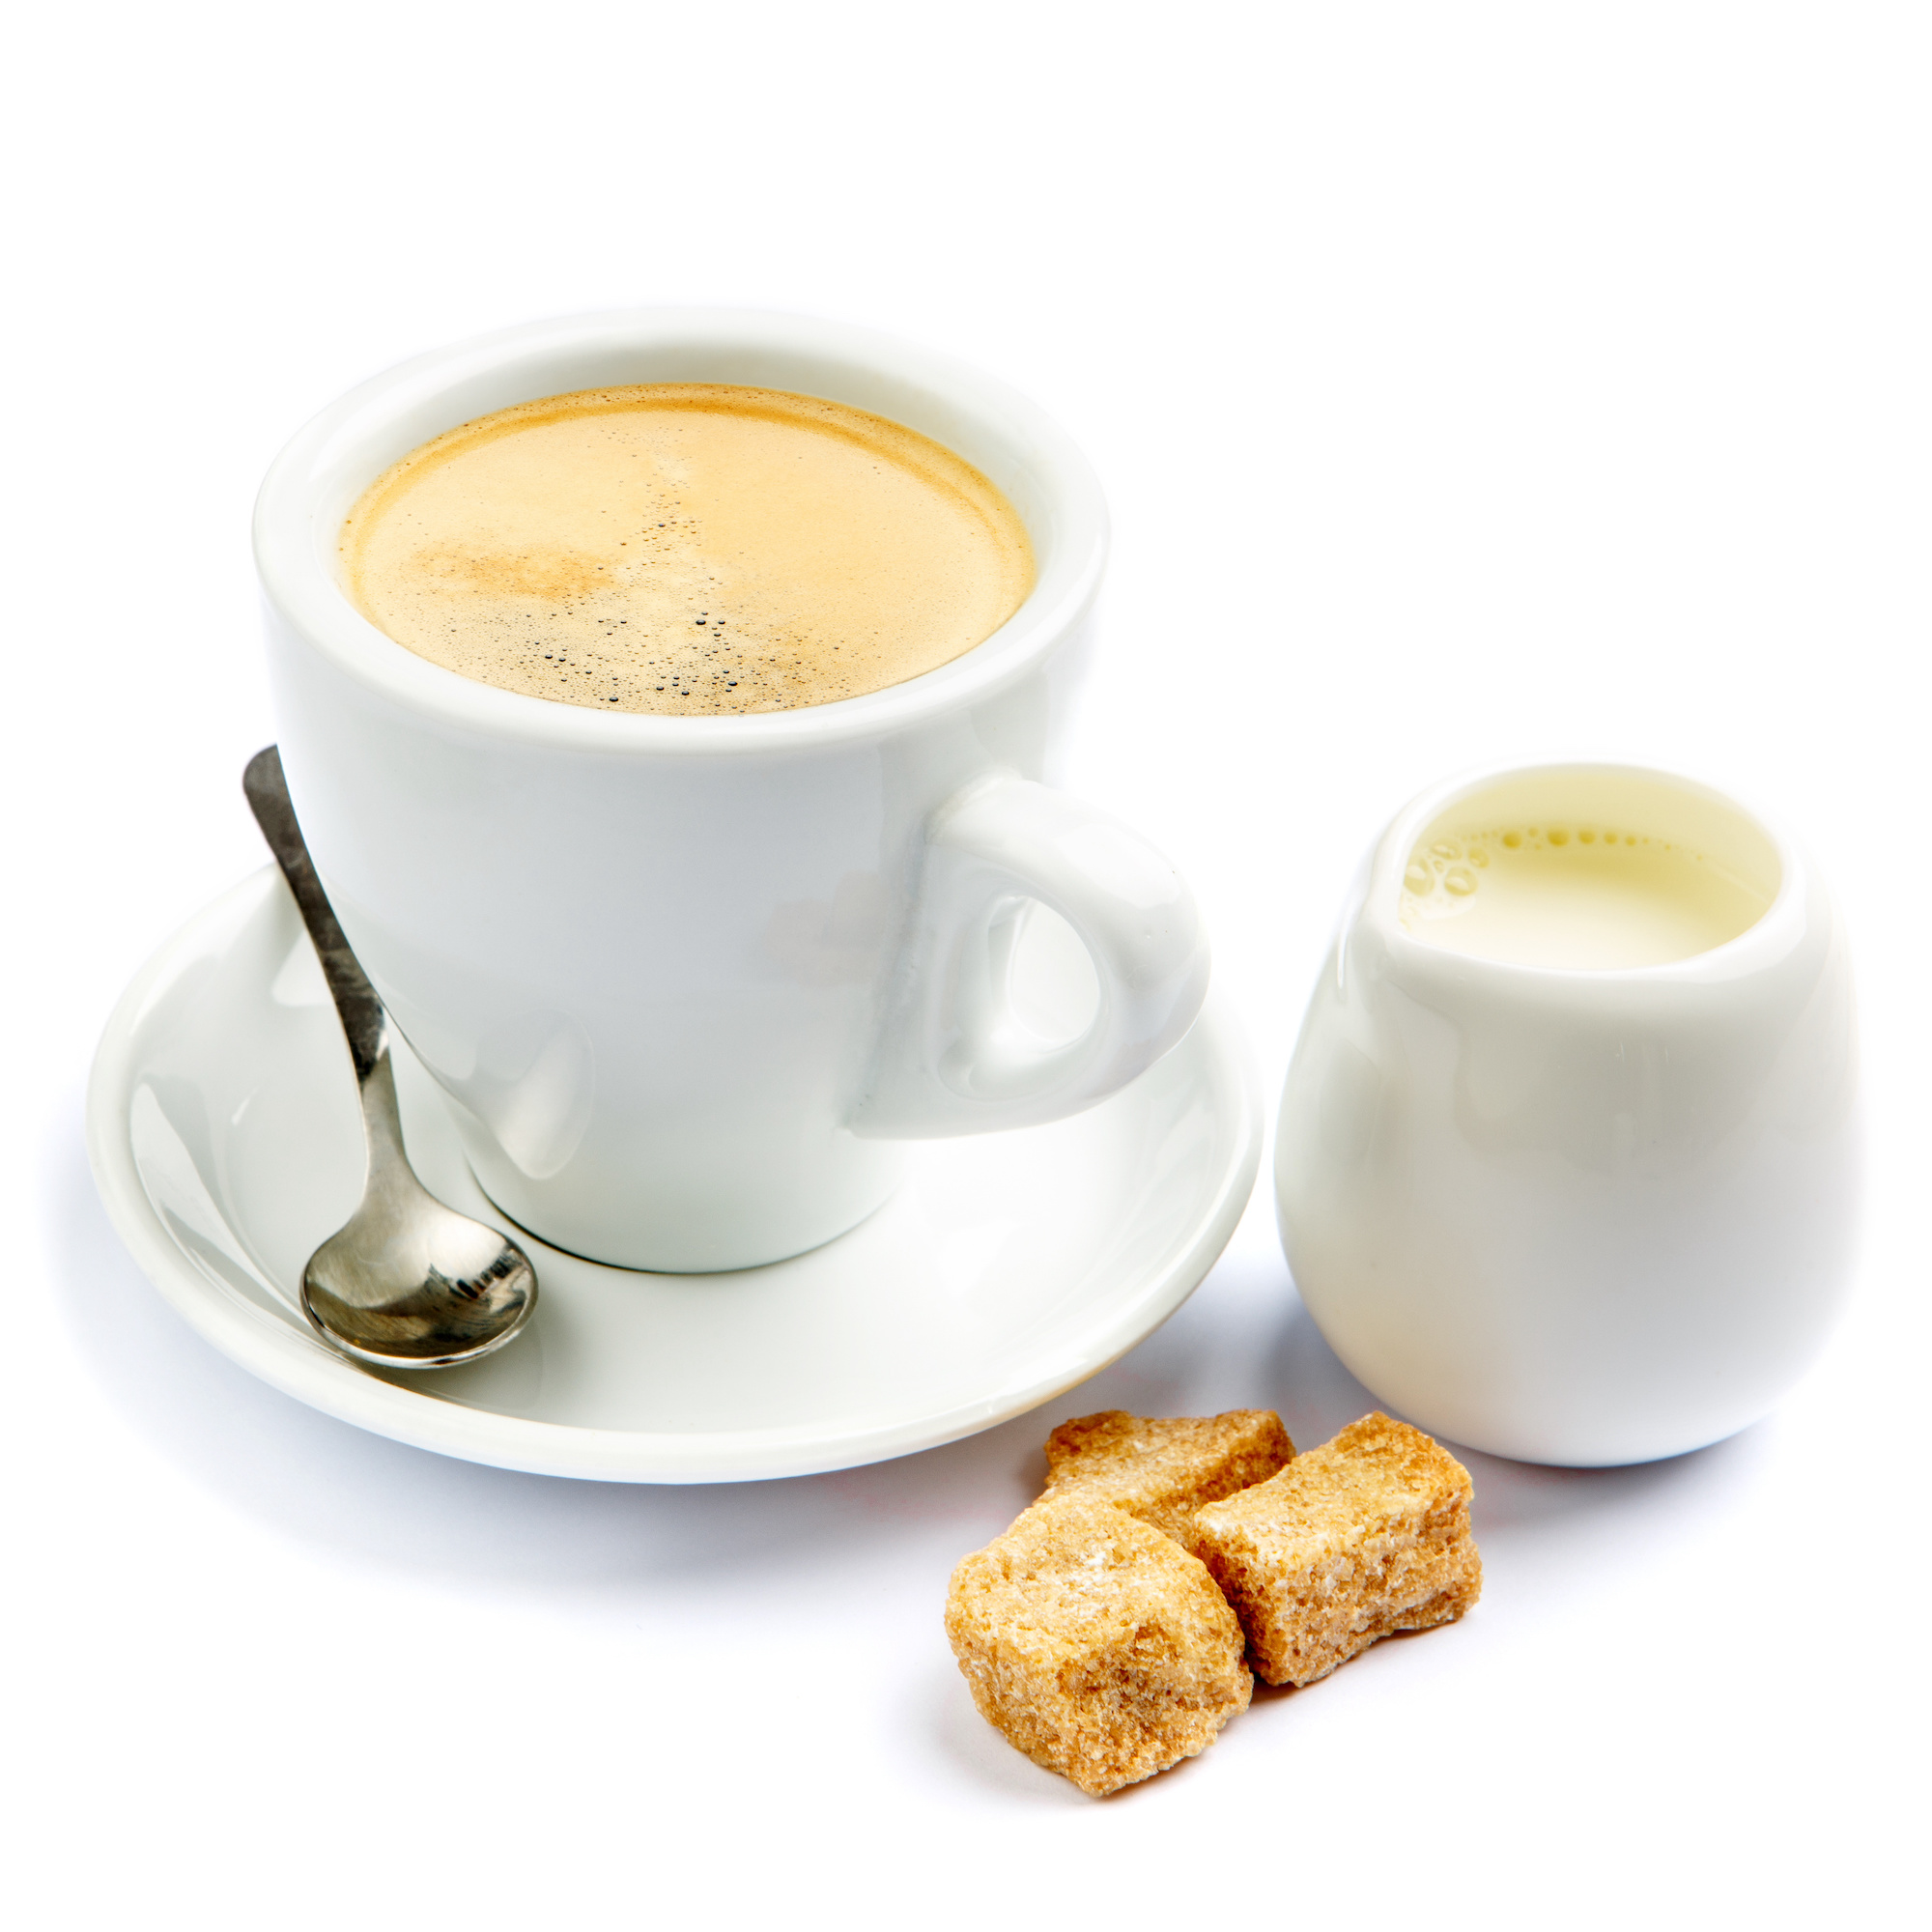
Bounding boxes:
[87,871,1260,1482]
[1276,761,1860,1466]
[255,308,1208,1271]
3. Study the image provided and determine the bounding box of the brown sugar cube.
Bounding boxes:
[945,1493,1253,1796]
[1039,1408,1295,1554]
[1191,1412,1482,1689]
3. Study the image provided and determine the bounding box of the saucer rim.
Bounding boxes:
[87,870,1261,1484]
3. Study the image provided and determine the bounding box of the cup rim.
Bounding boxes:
[1363,757,1808,981]
[253,306,1109,755]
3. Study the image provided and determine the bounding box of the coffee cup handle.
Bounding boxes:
[850,773,1210,1137]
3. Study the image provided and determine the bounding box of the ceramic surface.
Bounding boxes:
[255,308,1209,1271]
[88,871,1260,1483]
[1276,761,1861,1467]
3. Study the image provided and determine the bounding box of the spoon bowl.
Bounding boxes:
[302,1168,536,1369]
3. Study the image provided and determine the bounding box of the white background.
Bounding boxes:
[4,3,1925,1924]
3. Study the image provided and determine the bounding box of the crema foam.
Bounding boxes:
[339,384,1036,716]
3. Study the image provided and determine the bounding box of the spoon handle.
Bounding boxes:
[242,746,388,1087]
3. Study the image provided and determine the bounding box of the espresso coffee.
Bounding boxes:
[1399,821,1772,968]
[339,384,1035,715]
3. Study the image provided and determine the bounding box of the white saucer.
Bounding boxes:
[88,870,1260,1483]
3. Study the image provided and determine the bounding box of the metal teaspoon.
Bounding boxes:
[242,746,537,1369]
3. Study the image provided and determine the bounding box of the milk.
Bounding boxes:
[1399,821,1772,968]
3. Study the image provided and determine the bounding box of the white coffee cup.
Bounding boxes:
[1276,760,1860,1466]
[255,309,1209,1272]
